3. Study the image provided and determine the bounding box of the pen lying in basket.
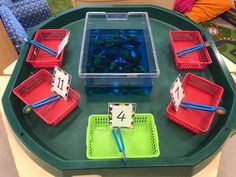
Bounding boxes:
[23,94,61,114]
[112,128,126,162]
[176,41,211,57]
[24,38,58,56]
[180,101,226,115]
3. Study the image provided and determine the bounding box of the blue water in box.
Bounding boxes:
[85,29,152,95]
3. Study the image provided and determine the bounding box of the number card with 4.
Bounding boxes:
[170,75,185,111]
[109,103,136,128]
[51,66,72,100]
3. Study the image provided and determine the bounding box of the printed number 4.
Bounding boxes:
[57,77,64,90]
[117,111,126,121]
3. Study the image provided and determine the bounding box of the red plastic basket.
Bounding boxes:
[169,31,212,70]
[13,70,80,126]
[26,29,69,69]
[166,73,224,134]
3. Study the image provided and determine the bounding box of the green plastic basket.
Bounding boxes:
[86,113,160,159]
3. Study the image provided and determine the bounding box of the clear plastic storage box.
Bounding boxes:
[79,12,160,95]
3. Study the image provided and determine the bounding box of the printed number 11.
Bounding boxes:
[57,77,64,90]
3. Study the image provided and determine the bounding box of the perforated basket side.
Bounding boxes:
[87,124,95,158]
[86,115,110,159]
[26,29,68,69]
[26,49,64,69]
[171,32,197,41]
[166,73,224,134]
[13,70,50,99]
[13,69,80,126]
[86,114,160,159]
[134,114,148,124]
[134,114,159,156]
[147,116,160,156]
[178,63,208,70]
[37,29,68,40]
[169,31,212,70]
[184,73,224,98]
[166,102,201,134]
[69,88,80,101]
[51,89,80,126]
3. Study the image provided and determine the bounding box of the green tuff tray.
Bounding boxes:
[86,114,159,159]
[2,5,236,177]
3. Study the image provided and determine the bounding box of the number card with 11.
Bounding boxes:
[51,66,72,100]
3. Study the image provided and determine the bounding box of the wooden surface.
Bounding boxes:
[0,112,19,177]
[71,0,175,10]
[1,55,236,176]
[0,19,18,75]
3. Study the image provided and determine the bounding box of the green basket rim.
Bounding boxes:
[86,113,160,159]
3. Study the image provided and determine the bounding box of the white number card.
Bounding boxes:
[109,103,136,128]
[170,75,184,111]
[57,31,70,56]
[51,66,72,99]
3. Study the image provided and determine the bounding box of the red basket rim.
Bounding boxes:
[25,29,69,67]
[166,73,224,133]
[166,101,212,133]
[26,50,64,63]
[13,69,80,125]
[169,31,212,68]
